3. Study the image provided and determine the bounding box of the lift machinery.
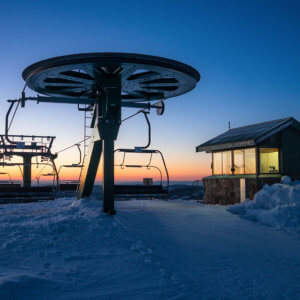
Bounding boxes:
[17,53,200,213]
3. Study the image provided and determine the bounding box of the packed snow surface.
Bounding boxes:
[228,178,300,234]
[0,192,299,299]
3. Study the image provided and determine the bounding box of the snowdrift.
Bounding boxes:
[228,177,300,234]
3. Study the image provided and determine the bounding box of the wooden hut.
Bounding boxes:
[196,117,300,204]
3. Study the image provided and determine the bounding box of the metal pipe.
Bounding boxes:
[8,101,20,131]
[35,176,40,187]
[124,165,142,168]
[18,165,23,178]
[120,152,126,168]
[57,144,82,186]
[16,95,161,109]
[156,150,170,192]
[121,109,146,122]
[0,172,12,182]
[121,110,151,149]
[47,137,55,154]
[5,101,18,144]
[77,104,94,111]
[49,158,59,199]
[76,144,82,165]
[146,165,163,185]
[147,153,153,166]
[141,112,151,149]
[1,134,55,139]
[26,96,95,105]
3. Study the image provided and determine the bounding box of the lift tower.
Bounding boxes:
[22,53,200,214]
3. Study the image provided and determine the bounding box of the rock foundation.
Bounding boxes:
[203,176,281,205]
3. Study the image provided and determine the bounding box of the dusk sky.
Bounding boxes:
[0,0,299,182]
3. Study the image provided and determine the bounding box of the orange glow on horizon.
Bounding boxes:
[0,166,211,182]
[0,153,212,183]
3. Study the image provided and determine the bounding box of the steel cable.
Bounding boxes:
[56,137,90,154]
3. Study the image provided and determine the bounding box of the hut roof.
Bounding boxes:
[196,117,300,152]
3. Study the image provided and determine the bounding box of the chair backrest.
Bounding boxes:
[143,178,153,185]
[114,184,166,195]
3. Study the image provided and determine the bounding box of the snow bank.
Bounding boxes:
[228,177,300,234]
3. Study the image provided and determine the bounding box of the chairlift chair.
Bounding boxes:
[0,161,57,204]
[114,161,169,198]
[114,110,169,199]
[57,144,83,195]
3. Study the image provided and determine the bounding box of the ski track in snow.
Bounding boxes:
[0,195,299,299]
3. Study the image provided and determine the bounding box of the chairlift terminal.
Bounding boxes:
[1,53,200,213]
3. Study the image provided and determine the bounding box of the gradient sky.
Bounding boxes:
[0,0,299,182]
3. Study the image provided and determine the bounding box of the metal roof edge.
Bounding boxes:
[196,139,255,153]
[255,117,299,143]
[227,117,291,131]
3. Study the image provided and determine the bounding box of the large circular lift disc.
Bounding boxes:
[22,53,200,214]
[22,53,200,102]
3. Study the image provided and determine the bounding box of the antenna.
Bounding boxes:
[228,121,231,130]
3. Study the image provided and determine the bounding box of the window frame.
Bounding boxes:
[211,147,258,175]
[233,149,245,174]
[212,151,223,175]
[244,148,257,174]
[258,147,280,174]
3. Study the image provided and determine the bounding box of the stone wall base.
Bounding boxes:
[203,177,282,205]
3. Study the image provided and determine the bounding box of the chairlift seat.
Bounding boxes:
[59,181,79,191]
[0,186,53,193]
[114,184,167,198]
[0,182,21,188]
[0,186,55,203]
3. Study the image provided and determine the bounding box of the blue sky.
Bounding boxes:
[0,0,299,180]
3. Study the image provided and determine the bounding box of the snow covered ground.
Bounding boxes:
[0,190,299,299]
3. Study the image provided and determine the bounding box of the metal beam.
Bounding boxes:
[26,96,95,105]
[77,125,102,198]
[121,102,160,109]
[23,156,31,187]
[24,96,160,109]
[116,148,157,153]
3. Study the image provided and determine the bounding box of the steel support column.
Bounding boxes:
[23,155,31,187]
[102,138,115,213]
[97,77,121,214]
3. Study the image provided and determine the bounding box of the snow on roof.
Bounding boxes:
[196,117,300,152]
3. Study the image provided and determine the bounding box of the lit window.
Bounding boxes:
[222,151,232,174]
[245,148,256,174]
[213,148,257,175]
[260,148,279,173]
[234,150,244,174]
[213,152,222,175]
[213,151,232,175]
